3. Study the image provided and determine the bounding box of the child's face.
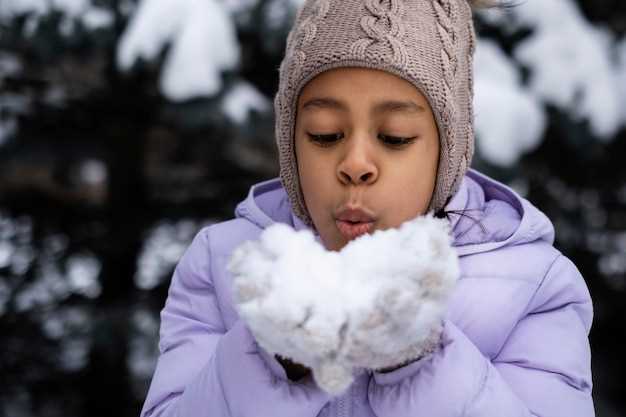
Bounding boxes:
[295,67,440,251]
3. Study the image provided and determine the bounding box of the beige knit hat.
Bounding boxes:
[275,0,477,226]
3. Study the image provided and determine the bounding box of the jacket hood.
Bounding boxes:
[234,169,555,257]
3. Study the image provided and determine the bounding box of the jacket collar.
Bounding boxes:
[235,169,555,256]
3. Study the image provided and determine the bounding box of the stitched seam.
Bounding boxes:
[214,350,234,416]
[460,275,539,284]
[205,226,227,331]
[461,357,490,417]
[521,253,562,317]
[490,254,562,360]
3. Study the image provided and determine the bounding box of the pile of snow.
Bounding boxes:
[221,81,271,125]
[228,214,459,394]
[474,40,546,167]
[117,0,240,101]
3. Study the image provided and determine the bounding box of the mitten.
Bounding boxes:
[228,214,459,395]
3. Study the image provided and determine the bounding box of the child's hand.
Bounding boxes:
[228,214,460,395]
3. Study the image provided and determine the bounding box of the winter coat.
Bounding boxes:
[140,168,594,417]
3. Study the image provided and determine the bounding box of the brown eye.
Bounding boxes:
[306,132,344,146]
[378,134,418,147]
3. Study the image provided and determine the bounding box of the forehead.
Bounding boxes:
[297,67,429,114]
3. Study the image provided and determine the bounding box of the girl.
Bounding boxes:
[140,0,594,416]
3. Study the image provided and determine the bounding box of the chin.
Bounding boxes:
[326,234,347,252]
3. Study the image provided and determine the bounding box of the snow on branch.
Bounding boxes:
[117,0,240,101]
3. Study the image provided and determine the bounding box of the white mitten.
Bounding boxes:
[227,213,459,395]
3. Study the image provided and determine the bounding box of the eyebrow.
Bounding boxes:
[301,97,426,114]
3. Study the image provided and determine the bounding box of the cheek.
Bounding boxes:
[387,173,432,217]
[382,142,439,221]
[296,140,314,191]
[295,140,330,212]
[412,132,440,188]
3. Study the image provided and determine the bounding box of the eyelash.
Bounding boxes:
[306,133,417,147]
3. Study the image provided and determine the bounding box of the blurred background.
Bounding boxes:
[0,0,624,416]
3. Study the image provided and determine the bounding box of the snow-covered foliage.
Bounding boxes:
[0,52,27,148]
[228,214,459,394]
[473,0,626,166]
[127,307,161,397]
[0,0,89,20]
[0,210,105,316]
[134,219,213,290]
[41,306,93,371]
[221,81,272,124]
[117,0,240,101]
[618,38,626,125]
[112,0,626,163]
[511,0,624,141]
[0,0,114,33]
[474,40,546,167]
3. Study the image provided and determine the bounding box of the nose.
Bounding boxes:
[337,138,378,185]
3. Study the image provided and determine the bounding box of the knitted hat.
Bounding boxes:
[274,0,477,226]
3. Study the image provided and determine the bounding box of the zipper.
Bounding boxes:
[337,394,346,417]
[336,384,352,417]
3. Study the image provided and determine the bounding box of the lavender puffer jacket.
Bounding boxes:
[140,169,594,417]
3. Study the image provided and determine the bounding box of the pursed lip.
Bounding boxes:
[335,207,376,223]
[334,206,376,240]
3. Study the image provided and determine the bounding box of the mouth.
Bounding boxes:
[335,219,375,240]
[334,207,376,240]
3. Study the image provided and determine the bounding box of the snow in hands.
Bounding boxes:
[228,214,460,395]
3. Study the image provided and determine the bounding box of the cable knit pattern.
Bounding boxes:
[433,0,461,194]
[274,0,477,226]
[349,0,409,66]
[433,0,459,91]
[461,16,477,186]
[290,0,331,82]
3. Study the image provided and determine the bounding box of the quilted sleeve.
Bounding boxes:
[140,227,330,417]
[367,254,594,417]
